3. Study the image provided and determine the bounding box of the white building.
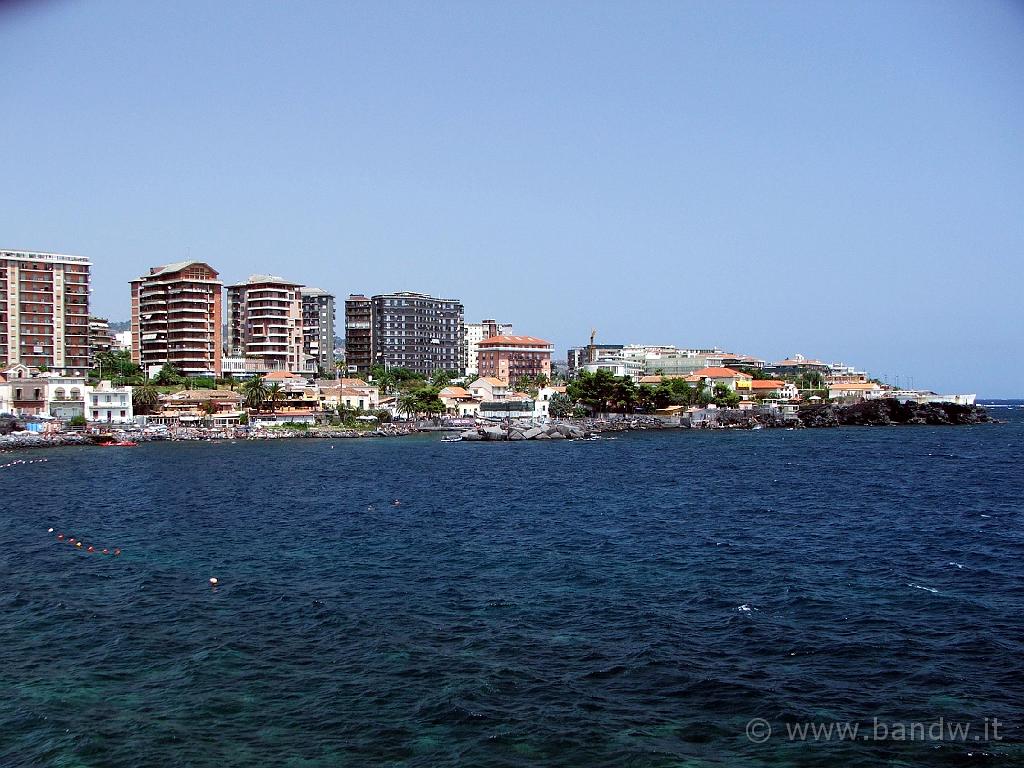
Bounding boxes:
[85,380,134,423]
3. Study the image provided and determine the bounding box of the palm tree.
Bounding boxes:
[133,382,159,415]
[242,376,268,412]
[266,382,283,413]
[397,393,419,420]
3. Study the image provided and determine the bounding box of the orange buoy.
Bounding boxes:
[57,533,65,540]
[102,549,109,555]
[113,549,121,556]
[87,546,95,552]
[68,538,76,543]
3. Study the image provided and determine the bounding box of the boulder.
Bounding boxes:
[509,430,526,440]
[461,430,483,441]
[535,432,551,439]
[548,431,566,440]
[523,427,545,440]
[482,427,506,441]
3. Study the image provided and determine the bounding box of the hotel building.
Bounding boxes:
[131,261,223,377]
[464,318,513,376]
[226,275,303,373]
[477,335,553,385]
[0,249,91,372]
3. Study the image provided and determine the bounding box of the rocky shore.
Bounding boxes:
[797,399,991,428]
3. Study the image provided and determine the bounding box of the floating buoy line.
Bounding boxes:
[1,458,49,469]
[49,527,120,556]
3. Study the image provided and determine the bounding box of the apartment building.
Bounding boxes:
[226,275,303,373]
[0,249,91,372]
[300,287,335,374]
[370,291,464,376]
[464,318,513,376]
[477,335,553,385]
[344,294,372,375]
[130,261,223,377]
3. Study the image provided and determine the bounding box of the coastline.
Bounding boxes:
[0,400,993,453]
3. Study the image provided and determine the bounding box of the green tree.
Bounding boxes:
[132,382,159,414]
[266,382,283,413]
[712,383,740,407]
[549,392,574,418]
[242,376,268,411]
[155,362,184,385]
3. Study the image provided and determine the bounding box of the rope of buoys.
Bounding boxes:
[50,529,121,556]
[1,458,49,469]
[48,529,213,587]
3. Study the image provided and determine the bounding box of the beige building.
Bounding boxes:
[1,249,91,372]
[227,275,303,373]
[131,261,223,377]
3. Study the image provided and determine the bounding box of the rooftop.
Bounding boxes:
[478,335,553,348]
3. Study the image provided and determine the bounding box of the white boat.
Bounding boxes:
[440,435,462,443]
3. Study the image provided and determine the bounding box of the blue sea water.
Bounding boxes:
[2,409,1023,767]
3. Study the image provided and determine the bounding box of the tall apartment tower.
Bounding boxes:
[344,294,372,375]
[299,287,335,374]
[464,318,513,376]
[0,249,91,372]
[226,275,303,373]
[130,261,223,377]
[371,291,464,376]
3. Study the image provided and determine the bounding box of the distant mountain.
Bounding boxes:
[108,320,131,332]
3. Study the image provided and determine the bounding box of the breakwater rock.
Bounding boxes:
[799,399,991,428]
[0,432,94,452]
[460,423,590,441]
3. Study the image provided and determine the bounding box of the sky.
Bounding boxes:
[1,0,1022,396]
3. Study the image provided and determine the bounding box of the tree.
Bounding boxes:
[242,376,268,411]
[549,392,574,418]
[266,383,283,413]
[430,369,457,387]
[94,350,142,384]
[133,382,159,414]
[155,362,184,385]
[712,384,740,407]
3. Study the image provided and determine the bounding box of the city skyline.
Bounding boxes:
[2,2,1022,395]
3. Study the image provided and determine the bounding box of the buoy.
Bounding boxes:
[113,549,121,556]
[75,542,82,548]
[48,527,54,533]
[209,577,219,586]
[102,549,109,555]
[68,538,76,544]
[87,546,95,552]
[57,533,65,540]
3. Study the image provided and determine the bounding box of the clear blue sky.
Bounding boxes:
[2,0,1022,395]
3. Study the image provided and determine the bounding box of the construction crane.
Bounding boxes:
[588,328,597,363]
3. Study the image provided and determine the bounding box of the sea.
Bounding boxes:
[1,404,1022,767]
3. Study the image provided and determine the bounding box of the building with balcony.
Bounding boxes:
[0,249,91,372]
[131,261,223,377]
[85,380,134,423]
[227,275,303,373]
[464,318,513,376]
[89,316,116,363]
[476,335,553,385]
[300,287,335,374]
[344,294,372,375]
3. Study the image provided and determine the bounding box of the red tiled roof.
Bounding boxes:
[750,379,784,389]
[477,335,552,347]
[264,371,304,380]
[693,367,752,379]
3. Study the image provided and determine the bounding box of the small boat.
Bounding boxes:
[100,440,138,447]
[440,436,462,443]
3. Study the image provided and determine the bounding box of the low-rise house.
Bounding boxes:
[691,367,754,392]
[534,385,566,418]
[828,382,883,401]
[469,377,509,402]
[438,386,481,417]
[745,379,799,400]
[43,375,88,420]
[320,378,380,412]
[151,389,243,425]
[85,380,134,423]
